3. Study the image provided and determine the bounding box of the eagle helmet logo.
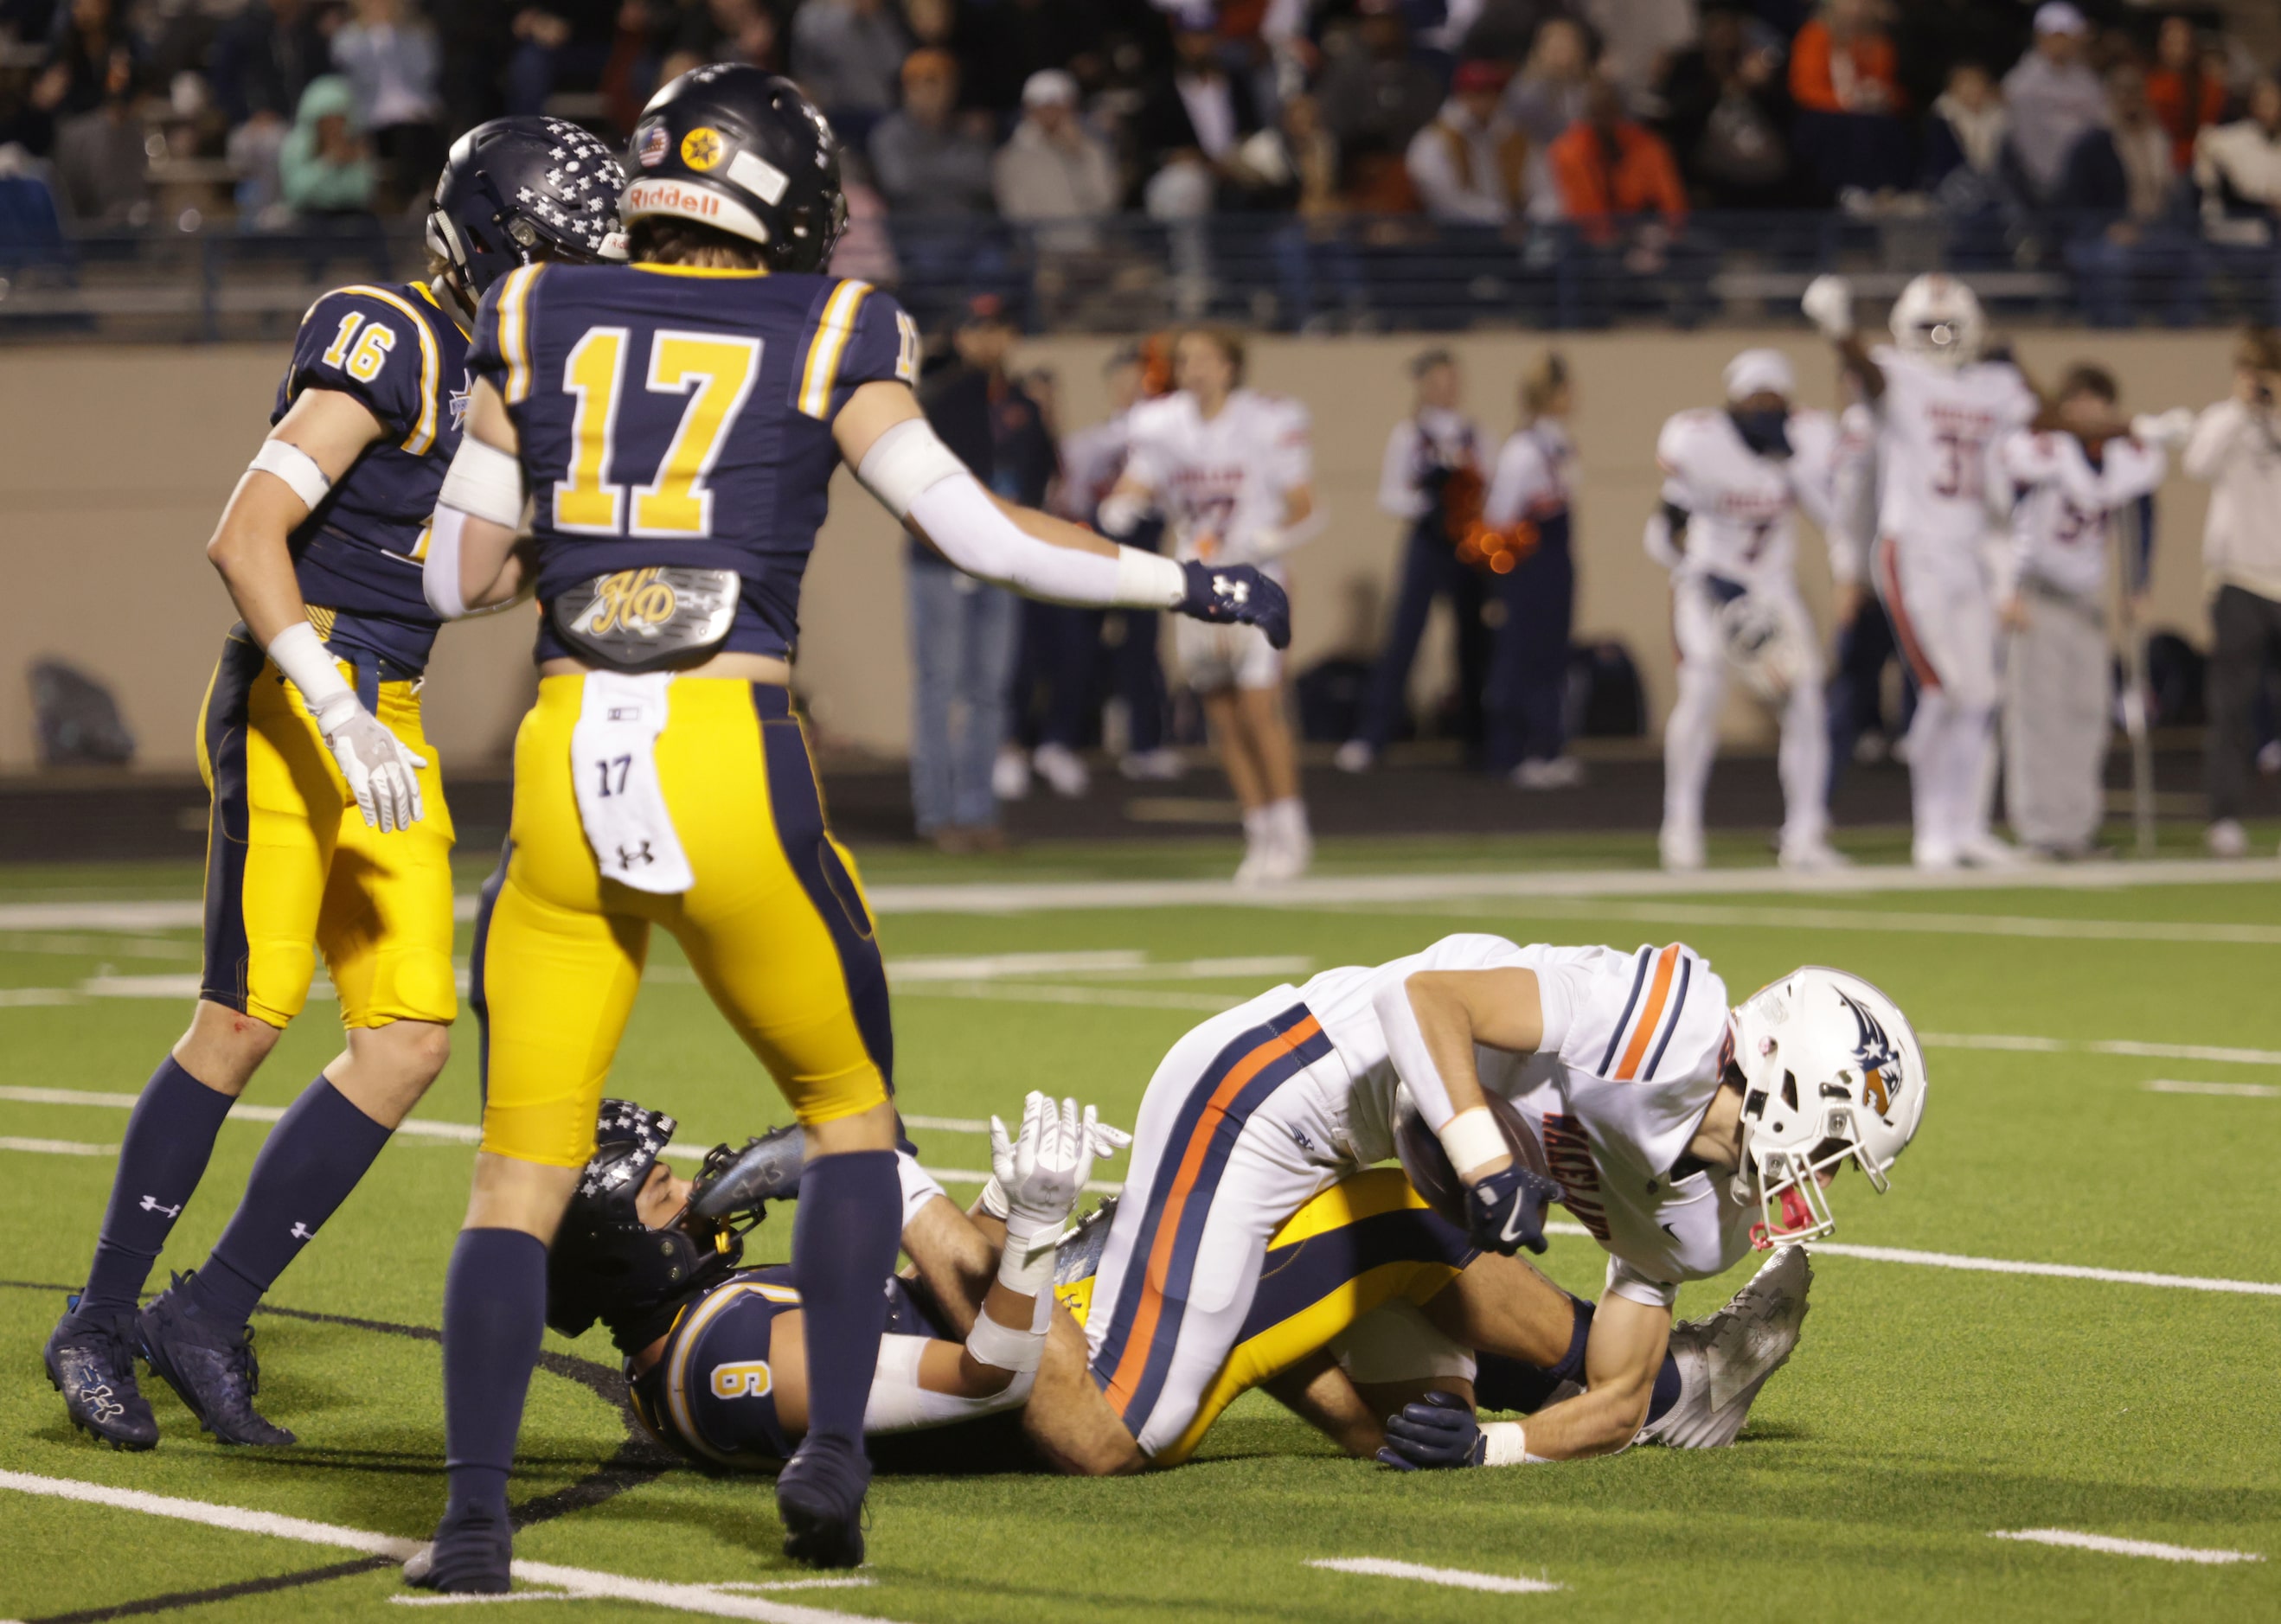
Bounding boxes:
[1837,988,1901,1118]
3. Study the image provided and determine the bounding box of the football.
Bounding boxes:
[1392,1089,1554,1233]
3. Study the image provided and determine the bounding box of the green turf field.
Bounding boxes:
[3,837,2278,1622]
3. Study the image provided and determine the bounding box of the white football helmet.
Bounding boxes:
[1727,968,1927,1248]
[1888,273,1985,368]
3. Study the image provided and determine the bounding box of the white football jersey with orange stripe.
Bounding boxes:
[1871,347,2039,556]
[1655,406,1842,590]
[1302,936,1747,1304]
[1124,387,1312,566]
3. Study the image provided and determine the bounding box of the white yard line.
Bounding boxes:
[1990,1530,2263,1564]
[1925,1033,2281,1067]
[0,1471,902,1623]
[1305,1557,1560,1595]
[2143,1079,2281,1098]
[0,1135,114,1156]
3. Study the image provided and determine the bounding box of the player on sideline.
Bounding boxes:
[411,67,1290,1587]
[42,120,626,1453]
[1098,329,1321,885]
[1802,272,2040,869]
[1048,935,1925,1471]
[1648,348,1849,873]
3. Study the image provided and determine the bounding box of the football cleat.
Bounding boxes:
[138,1273,296,1447]
[45,1299,158,1450]
[776,1431,870,1569]
[1636,1245,1811,1449]
[404,1501,514,1595]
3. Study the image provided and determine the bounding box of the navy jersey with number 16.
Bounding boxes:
[465,262,921,662]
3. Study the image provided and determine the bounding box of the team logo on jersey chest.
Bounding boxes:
[681,128,723,171]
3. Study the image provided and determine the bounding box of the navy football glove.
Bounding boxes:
[1376,1391,1483,1471]
[1466,1164,1561,1256]
[1179,560,1291,649]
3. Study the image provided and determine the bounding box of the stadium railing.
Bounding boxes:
[2,207,2273,342]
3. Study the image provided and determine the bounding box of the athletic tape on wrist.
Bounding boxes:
[996,1215,1059,1301]
[265,620,356,716]
[1439,1106,1509,1179]
[1480,1421,1533,1467]
[1113,546,1187,608]
[247,438,331,510]
[436,433,526,528]
[855,417,968,519]
[965,1306,1044,1373]
[977,1175,1010,1221]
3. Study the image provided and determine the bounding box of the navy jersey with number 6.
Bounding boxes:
[465,262,921,662]
[272,279,471,672]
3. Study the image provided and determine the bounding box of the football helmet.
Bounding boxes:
[426,116,627,298]
[622,64,847,272]
[1727,968,1927,1247]
[1888,273,1985,368]
[1715,590,1805,701]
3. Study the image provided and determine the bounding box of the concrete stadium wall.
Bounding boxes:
[0,327,2240,774]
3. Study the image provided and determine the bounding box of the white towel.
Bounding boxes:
[569,671,694,895]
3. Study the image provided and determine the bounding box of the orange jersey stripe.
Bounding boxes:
[1102,1014,1325,1411]
[1615,945,1680,1081]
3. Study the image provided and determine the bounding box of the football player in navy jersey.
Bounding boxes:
[409,66,1291,1586]
[41,119,626,1455]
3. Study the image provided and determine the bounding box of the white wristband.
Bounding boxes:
[1480,1420,1536,1467]
[855,416,969,519]
[247,438,330,511]
[1438,1106,1509,1180]
[264,620,356,719]
[436,432,527,528]
[965,1305,1045,1374]
[1113,546,1186,608]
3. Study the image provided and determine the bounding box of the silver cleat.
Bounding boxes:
[1636,1244,1812,1449]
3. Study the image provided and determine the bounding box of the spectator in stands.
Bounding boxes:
[2002,1,2105,207]
[2149,14,2227,177]
[1549,67,1688,264]
[504,1,617,120]
[1585,0,1699,116]
[1135,17,1262,214]
[1893,0,2023,120]
[1788,0,1913,199]
[658,0,782,83]
[1923,60,2007,195]
[995,68,1119,253]
[29,0,135,147]
[2195,73,2281,319]
[331,0,443,209]
[1503,14,1592,149]
[2059,63,2201,326]
[279,73,375,217]
[1658,3,1795,208]
[1239,90,1369,329]
[50,36,144,224]
[829,149,900,285]
[790,0,907,143]
[868,48,993,217]
[1317,0,1443,161]
[1407,59,1528,224]
[212,0,328,128]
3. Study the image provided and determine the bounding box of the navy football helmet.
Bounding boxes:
[426,116,627,299]
[622,64,846,273]
[546,1100,743,1354]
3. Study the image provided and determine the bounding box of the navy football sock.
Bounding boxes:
[81,1055,238,1314]
[1644,1346,1682,1426]
[440,1228,548,1522]
[791,1149,900,1447]
[190,1077,394,1327]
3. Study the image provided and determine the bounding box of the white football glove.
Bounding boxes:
[1801,274,1855,342]
[989,1092,1094,1250]
[311,690,428,834]
[2130,407,2195,450]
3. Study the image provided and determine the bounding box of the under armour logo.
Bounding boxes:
[289,1222,314,1242]
[1214,576,1251,606]
[138,1196,182,1218]
[616,841,655,870]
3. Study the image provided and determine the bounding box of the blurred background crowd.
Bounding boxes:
[3,0,2280,332]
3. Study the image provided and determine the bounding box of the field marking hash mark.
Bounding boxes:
[1306,1557,1561,1595]
[1990,1529,2264,1564]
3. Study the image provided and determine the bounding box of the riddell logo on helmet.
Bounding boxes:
[625,180,720,219]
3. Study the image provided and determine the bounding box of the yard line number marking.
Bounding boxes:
[1990,1530,2264,1565]
[1307,1557,1560,1595]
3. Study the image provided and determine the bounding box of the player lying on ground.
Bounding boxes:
[1018,937,1925,1473]
[412,67,1295,1587]
[543,1098,1810,1477]
[43,118,627,1453]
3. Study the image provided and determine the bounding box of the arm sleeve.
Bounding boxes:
[281,288,437,448]
[862,1334,1035,1435]
[1380,422,1428,519]
[2182,400,2249,482]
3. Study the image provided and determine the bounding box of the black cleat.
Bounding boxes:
[403,1502,514,1595]
[775,1432,869,1569]
[44,1299,158,1450]
[137,1272,296,1447]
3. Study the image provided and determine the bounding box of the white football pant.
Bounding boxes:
[1663,579,1829,853]
[1874,537,2000,859]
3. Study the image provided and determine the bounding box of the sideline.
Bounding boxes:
[0,1471,901,1624]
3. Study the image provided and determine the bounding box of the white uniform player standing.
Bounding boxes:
[1648,349,1849,873]
[1102,331,1319,883]
[1804,273,2040,869]
[1994,372,2170,856]
[1084,931,1925,1465]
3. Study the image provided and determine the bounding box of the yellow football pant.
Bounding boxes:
[474,675,893,1167]
[195,625,457,1031]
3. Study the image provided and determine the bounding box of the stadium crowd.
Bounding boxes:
[3,1,2280,328]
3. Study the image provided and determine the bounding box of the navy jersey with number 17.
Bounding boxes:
[271,279,471,672]
[465,262,921,662]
